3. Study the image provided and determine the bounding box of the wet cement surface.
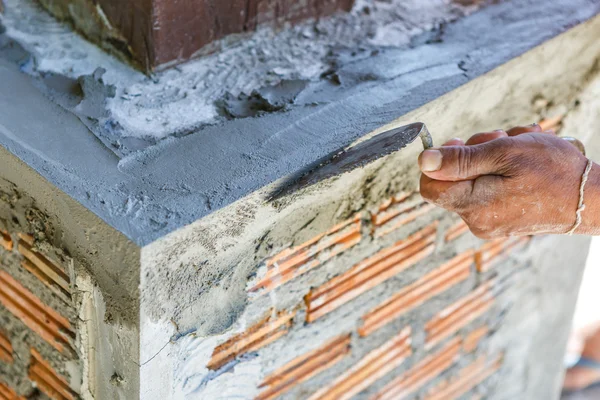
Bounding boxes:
[0,0,598,246]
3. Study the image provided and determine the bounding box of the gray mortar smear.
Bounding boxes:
[0,0,598,246]
[1,0,481,156]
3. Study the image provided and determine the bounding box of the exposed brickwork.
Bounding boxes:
[28,348,77,400]
[18,238,71,300]
[305,223,437,322]
[195,193,520,397]
[372,193,436,238]
[0,382,23,400]
[372,338,461,400]
[445,220,470,243]
[0,330,13,364]
[16,233,33,247]
[257,334,351,400]
[424,354,503,400]
[424,282,494,349]
[0,228,12,252]
[249,215,362,296]
[208,310,296,370]
[359,250,473,337]
[308,328,412,400]
[463,326,489,353]
[0,271,74,353]
[476,237,530,272]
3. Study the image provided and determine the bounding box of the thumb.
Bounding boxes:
[419,139,512,181]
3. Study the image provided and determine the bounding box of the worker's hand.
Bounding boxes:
[419,124,589,238]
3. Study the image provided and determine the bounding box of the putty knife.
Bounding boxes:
[269,122,433,200]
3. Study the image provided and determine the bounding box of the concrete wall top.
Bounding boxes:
[0,0,598,246]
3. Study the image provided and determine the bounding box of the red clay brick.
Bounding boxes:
[28,348,76,400]
[0,228,12,252]
[17,233,34,246]
[372,193,420,226]
[476,237,530,272]
[372,193,436,238]
[0,331,13,364]
[0,272,74,353]
[359,250,473,337]
[208,310,296,370]
[0,381,24,400]
[424,354,503,400]
[257,334,351,400]
[18,240,71,299]
[372,338,461,400]
[463,326,489,353]
[249,215,362,296]
[424,282,494,349]
[445,220,470,243]
[305,223,438,323]
[308,328,412,400]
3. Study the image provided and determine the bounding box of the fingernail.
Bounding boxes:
[419,150,443,172]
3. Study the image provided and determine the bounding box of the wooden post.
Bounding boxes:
[37,0,354,72]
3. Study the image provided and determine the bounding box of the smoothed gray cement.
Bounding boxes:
[0,0,599,248]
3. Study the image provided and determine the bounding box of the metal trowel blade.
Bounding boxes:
[269,122,432,201]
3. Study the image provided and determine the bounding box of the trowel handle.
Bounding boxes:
[416,127,583,155]
[562,136,586,156]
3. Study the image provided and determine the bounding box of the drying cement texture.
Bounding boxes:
[1,0,600,399]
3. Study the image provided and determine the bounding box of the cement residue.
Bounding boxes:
[0,0,480,156]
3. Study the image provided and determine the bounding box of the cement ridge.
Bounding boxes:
[0,0,598,246]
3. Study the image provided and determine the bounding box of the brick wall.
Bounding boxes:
[196,190,534,399]
[0,224,80,399]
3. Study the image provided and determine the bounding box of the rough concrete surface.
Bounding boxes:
[1,0,598,246]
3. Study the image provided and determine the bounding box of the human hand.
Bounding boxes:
[419,124,592,238]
